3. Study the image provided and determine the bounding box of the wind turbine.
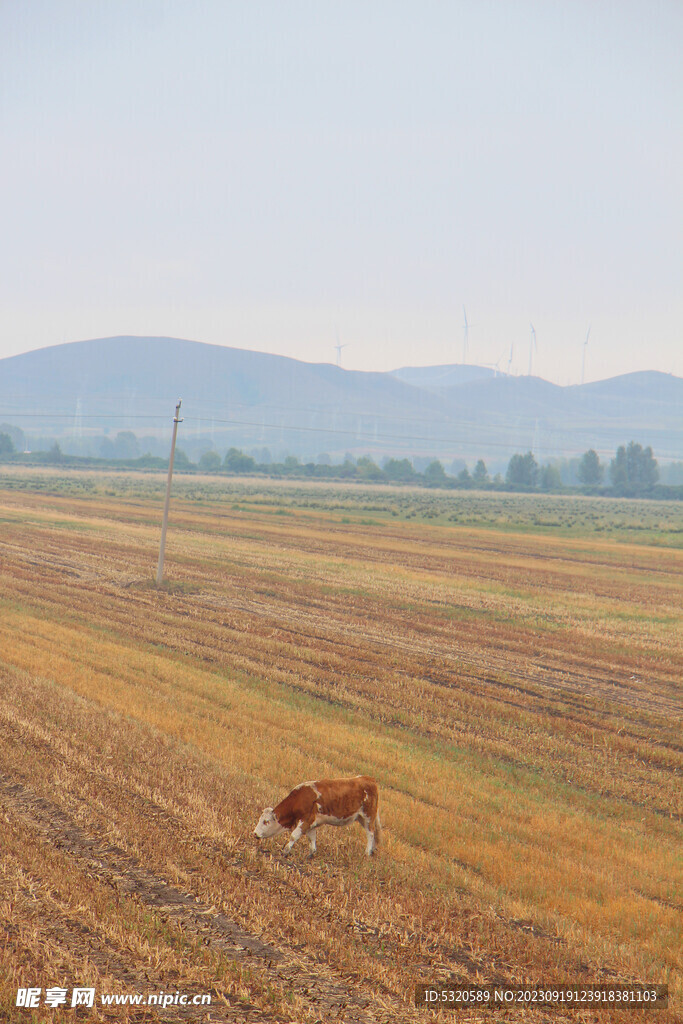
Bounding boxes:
[334,334,347,367]
[506,343,514,376]
[528,323,537,377]
[482,356,503,378]
[581,326,591,385]
[462,307,470,364]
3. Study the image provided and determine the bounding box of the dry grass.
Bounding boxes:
[0,471,681,1022]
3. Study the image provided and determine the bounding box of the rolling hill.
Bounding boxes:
[1,336,681,464]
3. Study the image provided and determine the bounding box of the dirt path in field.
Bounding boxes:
[0,770,393,1023]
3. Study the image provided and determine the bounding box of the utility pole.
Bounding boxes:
[156,399,183,585]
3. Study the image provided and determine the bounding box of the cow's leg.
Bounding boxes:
[358,813,377,856]
[282,819,313,851]
[307,828,317,857]
[283,821,306,855]
[361,790,380,855]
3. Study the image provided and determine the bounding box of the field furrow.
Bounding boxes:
[1,472,681,1022]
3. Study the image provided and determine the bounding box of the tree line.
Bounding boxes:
[0,426,678,499]
[504,443,661,497]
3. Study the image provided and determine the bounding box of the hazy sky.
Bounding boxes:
[1,1,681,384]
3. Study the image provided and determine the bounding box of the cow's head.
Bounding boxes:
[253,807,284,839]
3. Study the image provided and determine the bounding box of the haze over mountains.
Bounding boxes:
[1,336,681,465]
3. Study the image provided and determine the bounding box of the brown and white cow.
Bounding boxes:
[253,776,380,857]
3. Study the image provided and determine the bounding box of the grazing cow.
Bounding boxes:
[254,776,380,857]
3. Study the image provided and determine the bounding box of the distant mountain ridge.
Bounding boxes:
[1,336,681,463]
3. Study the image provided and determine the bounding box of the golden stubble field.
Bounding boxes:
[0,469,681,1023]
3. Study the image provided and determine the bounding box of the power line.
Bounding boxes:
[0,413,171,420]
[180,416,681,459]
[2,410,680,459]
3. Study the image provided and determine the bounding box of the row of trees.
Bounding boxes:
[0,428,672,498]
[208,443,661,497]
[505,443,659,497]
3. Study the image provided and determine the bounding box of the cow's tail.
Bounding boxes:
[373,809,381,848]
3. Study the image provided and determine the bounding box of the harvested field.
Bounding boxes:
[0,470,681,1022]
